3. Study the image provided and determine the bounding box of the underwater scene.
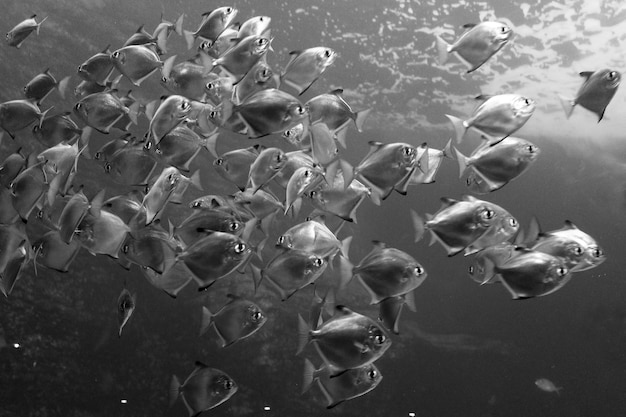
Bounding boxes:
[1,0,625,416]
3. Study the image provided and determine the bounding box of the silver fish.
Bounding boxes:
[280,47,337,95]
[117,288,136,337]
[6,14,48,48]
[77,44,114,84]
[74,90,138,134]
[24,69,70,105]
[535,378,562,395]
[200,294,267,347]
[213,145,262,191]
[32,230,81,273]
[148,95,192,144]
[33,112,83,148]
[0,99,51,139]
[248,147,287,193]
[175,208,245,247]
[183,6,239,48]
[559,69,620,121]
[110,44,167,86]
[212,35,271,81]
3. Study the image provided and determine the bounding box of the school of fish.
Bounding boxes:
[0,7,611,414]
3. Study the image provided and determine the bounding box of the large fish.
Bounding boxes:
[302,359,382,409]
[446,94,535,145]
[559,69,621,121]
[6,14,48,48]
[200,294,267,347]
[412,195,519,256]
[436,21,513,73]
[297,305,392,374]
[170,362,238,416]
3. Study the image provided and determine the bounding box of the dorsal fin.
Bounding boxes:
[579,71,594,80]
[462,23,477,29]
[439,197,458,208]
[335,305,353,315]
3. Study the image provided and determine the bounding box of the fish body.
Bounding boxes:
[559,69,621,121]
[276,219,345,259]
[148,95,192,144]
[153,123,215,172]
[33,112,82,148]
[535,378,562,395]
[467,242,517,285]
[412,195,519,256]
[408,141,452,185]
[455,137,540,193]
[160,60,213,101]
[184,6,238,48]
[200,27,239,59]
[273,150,316,188]
[121,225,177,273]
[74,91,135,134]
[24,69,70,105]
[32,230,81,272]
[75,208,130,258]
[57,191,90,244]
[284,165,326,215]
[306,89,371,141]
[104,142,158,186]
[170,362,238,416]
[436,21,513,73]
[230,88,308,138]
[200,294,267,347]
[345,241,426,304]
[248,147,287,192]
[354,141,418,203]
[212,35,271,80]
[309,177,370,223]
[0,223,28,274]
[378,293,415,335]
[77,45,114,84]
[0,240,29,297]
[259,249,328,300]
[0,150,27,188]
[213,145,262,191]
[10,162,47,220]
[280,47,337,95]
[177,231,251,289]
[175,208,244,247]
[0,99,50,138]
[446,94,535,145]
[237,15,272,39]
[110,44,163,86]
[302,359,382,409]
[117,288,136,337]
[233,61,278,103]
[298,305,391,373]
[141,261,192,297]
[143,166,201,225]
[6,15,48,48]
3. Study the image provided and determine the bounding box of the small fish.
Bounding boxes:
[175,208,245,247]
[237,15,272,39]
[32,230,81,273]
[436,21,513,73]
[73,90,138,134]
[203,75,235,106]
[408,140,452,185]
[120,224,177,273]
[411,195,519,256]
[169,362,238,416]
[57,190,90,244]
[455,137,540,193]
[117,288,136,337]
[467,242,517,285]
[232,60,278,103]
[153,123,216,172]
[24,69,70,105]
[33,112,83,148]
[0,149,27,188]
[309,122,339,166]
[446,94,535,145]
[302,359,382,409]
[297,305,392,374]
[213,145,262,191]
[559,69,621,121]
[340,241,426,304]
[0,240,29,298]
[535,378,562,395]
[308,176,370,223]
[212,35,272,81]
[183,6,239,48]
[273,150,316,188]
[200,27,239,59]
[280,47,337,95]
[152,14,185,54]
[6,14,48,48]
[285,165,326,216]
[10,161,47,220]
[0,223,28,274]
[77,44,115,84]
[143,166,202,224]
[276,218,348,260]
[141,261,192,298]
[248,147,287,193]
[102,190,146,225]
[147,95,192,144]
[110,44,169,86]
[378,292,416,335]
[160,57,214,101]
[0,99,51,139]
[200,294,267,347]
[104,142,159,185]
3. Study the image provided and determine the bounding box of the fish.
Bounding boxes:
[0,186,20,225]
[200,294,267,347]
[32,230,81,273]
[140,261,192,298]
[10,161,47,220]
[353,141,419,204]
[142,166,202,225]
[309,122,340,166]
[111,44,171,86]
[297,305,392,375]
[160,56,214,101]
[0,240,29,298]
[408,140,452,185]
[232,60,278,103]
[378,292,416,335]
[33,112,84,148]
[176,231,252,290]
[280,47,338,95]
[340,241,427,304]
[203,75,235,106]
[73,90,138,134]
[253,249,328,300]
[308,175,370,223]
[117,288,136,337]
[284,165,326,216]
[213,145,262,191]
[199,27,239,59]
[102,190,146,225]
[237,15,272,39]
[248,147,288,193]
[0,99,51,139]
[183,6,239,48]
[211,35,272,81]
[526,218,606,273]
[467,242,518,285]
[77,44,115,84]
[302,359,382,409]
[411,195,519,256]
[446,94,536,145]
[436,21,513,73]
[6,14,48,48]
[57,190,90,244]
[147,95,193,144]
[485,248,571,299]
[559,69,621,121]
[455,137,540,193]
[23,69,70,105]
[535,378,562,395]
[174,208,245,247]
[152,122,216,172]
[0,149,27,188]
[276,218,349,260]
[169,362,238,416]
[305,89,371,146]
[0,223,28,274]
[273,150,316,188]
[121,224,178,273]
[225,88,309,139]
[152,14,185,54]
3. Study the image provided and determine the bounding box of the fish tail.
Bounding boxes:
[302,359,317,394]
[250,264,264,293]
[445,114,466,144]
[334,127,348,149]
[127,102,140,126]
[168,375,181,407]
[454,147,469,178]
[354,107,372,132]
[174,14,185,36]
[442,138,454,159]
[183,30,196,50]
[296,314,311,355]
[199,306,213,336]
[162,55,177,79]
[558,95,575,119]
[200,130,219,158]
[340,236,352,259]
[338,254,354,290]
[57,76,70,100]
[410,209,426,243]
[156,30,169,54]
[36,16,49,35]
[38,106,53,130]
[339,159,354,189]
[436,35,450,65]
[189,170,203,191]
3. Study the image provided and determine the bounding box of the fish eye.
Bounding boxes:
[523,98,532,105]
[303,169,313,178]
[104,163,111,173]
[234,243,247,254]
[308,190,317,198]
[144,141,153,150]
[402,146,413,156]
[573,246,584,256]
[526,144,536,153]
[74,102,82,110]
[414,266,424,276]
[214,158,224,166]
[228,221,240,231]
[556,266,568,277]
[112,51,120,59]
[468,265,475,275]
[201,40,214,49]
[205,82,216,90]
[192,201,202,208]
[592,247,603,258]
[508,218,518,227]
[324,49,332,58]
[374,334,386,345]
[180,100,190,110]
[160,76,168,83]
[122,244,129,254]
[256,38,269,46]
[481,209,495,220]
[500,26,507,33]
[312,257,324,268]
[36,210,44,219]
[94,151,102,160]
[296,105,305,115]
[251,310,263,321]
[277,235,287,245]
[226,7,233,13]
[608,71,618,80]
[368,369,378,379]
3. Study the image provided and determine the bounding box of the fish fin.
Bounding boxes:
[410,209,425,242]
[498,274,523,300]
[38,106,53,130]
[404,290,417,312]
[354,107,372,132]
[454,147,469,178]
[249,263,263,293]
[296,314,311,355]
[339,159,354,190]
[168,375,181,407]
[302,359,317,394]
[57,76,70,100]
[462,23,477,28]
[89,189,106,217]
[183,30,196,50]
[129,67,160,86]
[435,35,450,65]
[127,102,140,126]
[525,215,541,244]
[338,255,354,290]
[199,306,213,336]
[145,99,159,121]
[174,14,185,36]
[189,170,203,191]
[36,16,48,35]
[340,236,352,259]
[558,95,575,119]
[579,71,594,79]
[445,114,466,144]
[334,126,348,149]
[162,55,177,79]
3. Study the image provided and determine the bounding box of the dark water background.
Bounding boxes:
[1,1,625,416]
